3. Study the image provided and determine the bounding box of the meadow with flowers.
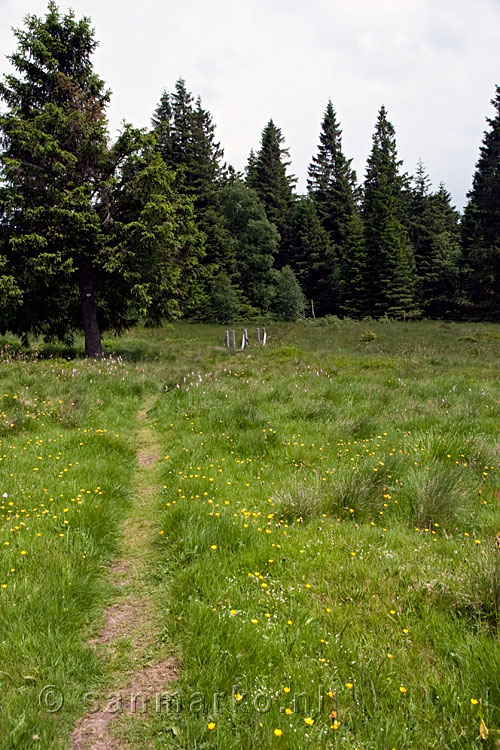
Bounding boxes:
[1,319,500,748]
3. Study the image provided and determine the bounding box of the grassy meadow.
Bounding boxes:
[1,319,500,748]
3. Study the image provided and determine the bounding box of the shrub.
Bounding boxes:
[209,272,240,324]
[273,266,305,321]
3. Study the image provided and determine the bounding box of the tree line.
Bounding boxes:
[1,3,499,356]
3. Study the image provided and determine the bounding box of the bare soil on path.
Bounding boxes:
[71,400,177,750]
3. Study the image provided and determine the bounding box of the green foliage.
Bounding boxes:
[2,5,499,341]
[273,265,305,321]
[0,2,110,351]
[209,271,240,323]
[105,138,205,324]
[0,6,203,355]
[246,119,296,248]
[462,85,500,319]
[219,181,279,310]
[408,163,461,318]
[363,107,418,318]
[0,254,23,333]
[284,196,338,315]
[465,548,500,626]
[308,100,357,253]
[151,80,232,273]
[339,213,369,318]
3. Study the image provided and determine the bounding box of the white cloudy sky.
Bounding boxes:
[1,0,499,209]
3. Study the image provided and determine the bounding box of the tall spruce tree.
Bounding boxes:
[152,80,231,273]
[0,3,111,354]
[169,78,194,169]
[339,213,369,318]
[104,136,205,325]
[462,85,500,319]
[151,89,173,164]
[0,4,203,355]
[155,82,224,198]
[307,100,357,254]
[246,119,296,259]
[245,148,258,185]
[362,107,417,318]
[284,196,338,315]
[408,162,461,317]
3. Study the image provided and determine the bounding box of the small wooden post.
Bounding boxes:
[256,327,261,344]
[262,327,267,346]
[225,330,229,348]
[244,328,249,348]
[231,330,236,351]
[311,299,315,319]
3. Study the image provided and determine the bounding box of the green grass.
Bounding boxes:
[2,319,500,748]
[0,354,142,747]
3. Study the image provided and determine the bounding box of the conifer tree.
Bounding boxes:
[151,90,173,164]
[246,119,296,257]
[0,259,22,334]
[152,80,231,272]
[169,78,194,169]
[362,107,417,318]
[462,85,500,319]
[284,196,338,315]
[245,149,258,186]
[339,213,369,318]
[307,100,357,254]
[408,162,461,317]
[0,4,203,355]
[104,136,205,324]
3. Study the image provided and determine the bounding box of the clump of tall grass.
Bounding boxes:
[274,467,387,524]
[463,544,500,627]
[273,478,325,523]
[397,464,475,530]
[328,465,387,520]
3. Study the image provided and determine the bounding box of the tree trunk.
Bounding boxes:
[78,260,103,358]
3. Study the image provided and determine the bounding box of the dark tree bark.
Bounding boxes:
[79,260,103,358]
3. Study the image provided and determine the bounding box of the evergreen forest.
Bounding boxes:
[1,3,500,356]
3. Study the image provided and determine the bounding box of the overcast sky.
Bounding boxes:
[1,0,499,210]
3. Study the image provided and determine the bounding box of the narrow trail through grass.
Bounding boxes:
[71,396,178,750]
[4,320,500,748]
